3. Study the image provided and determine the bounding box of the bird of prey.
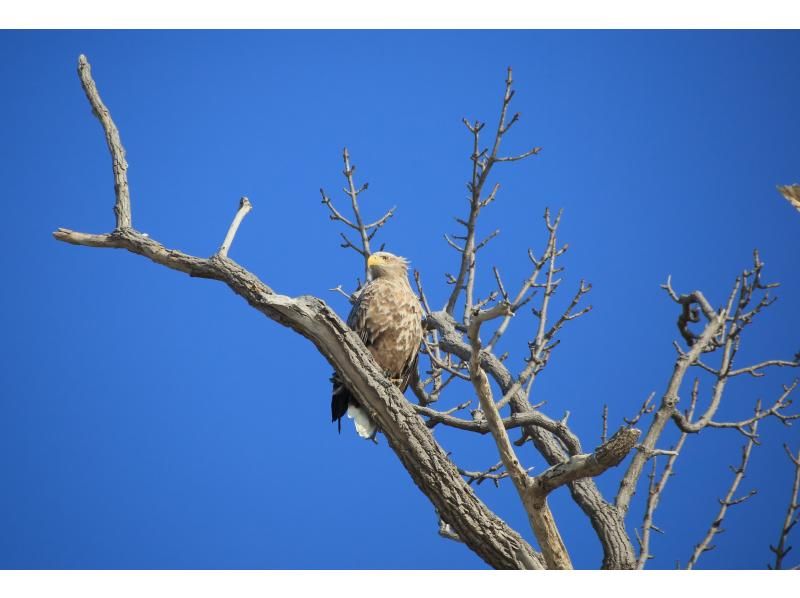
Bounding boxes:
[331,251,424,439]
[778,184,800,214]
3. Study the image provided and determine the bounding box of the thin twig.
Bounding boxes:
[458,461,517,487]
[320,149,396,282]
[673,380,799,439]
[445,67,540,319]
[769,445,800,569]
[686,415,760,569]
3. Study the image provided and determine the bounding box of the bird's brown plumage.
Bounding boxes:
[331,251,424,438]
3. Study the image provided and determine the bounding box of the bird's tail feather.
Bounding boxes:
[331,372,377,439]
[346,403,378,439]
[331,374,349,434]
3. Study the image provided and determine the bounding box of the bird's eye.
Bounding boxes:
[381,255,388,260]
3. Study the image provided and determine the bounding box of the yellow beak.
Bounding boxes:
[367,254,380,268]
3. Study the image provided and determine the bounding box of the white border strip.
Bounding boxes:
[3,0,800,29]
[0,570,798,598]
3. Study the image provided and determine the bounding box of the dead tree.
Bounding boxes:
[54,56,799,570]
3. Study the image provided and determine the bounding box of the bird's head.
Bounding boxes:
[367,251,410,279]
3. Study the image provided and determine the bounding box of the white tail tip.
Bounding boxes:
[347,404,377,439]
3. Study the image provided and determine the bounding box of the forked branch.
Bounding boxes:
[466,301,572,570]
[445,67,540,319]
[320,148,395,282]
[617,258,798,515]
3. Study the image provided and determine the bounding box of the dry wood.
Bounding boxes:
[57,55,800,571]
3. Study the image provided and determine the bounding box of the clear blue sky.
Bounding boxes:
[1,30,798,569]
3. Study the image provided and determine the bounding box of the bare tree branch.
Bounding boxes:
[467,301,572,569]
[624,393,656,427]
[458,461,519,487]
[672,380,799,440]
[218,197,252,258]
[77,54,131,230]
[320,149,395,282]
[494,147,542,162]
[320,188,358,229]
[617,255,797,515]
[329,284,355,303]
[444,67,540,319]
[484,231,551,353]
[686,415,760,569]
[728,359,799,378]
[636,380,699,568]
[428,308,637,569]
[534,427,640,496]
[414,402,576,435]
[616,307,726,514]
[769,445,800,569]
[342,147,372,279]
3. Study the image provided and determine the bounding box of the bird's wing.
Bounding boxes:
[396,285,424,391]
[347,280,380,347]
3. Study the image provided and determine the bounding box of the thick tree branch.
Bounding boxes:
[534,427,640,496]
[428,308,636,569]
[55,55,544,571]
[467,302,572,569]
[56,227,545,570]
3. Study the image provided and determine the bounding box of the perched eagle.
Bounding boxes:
[331,251,424,439]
